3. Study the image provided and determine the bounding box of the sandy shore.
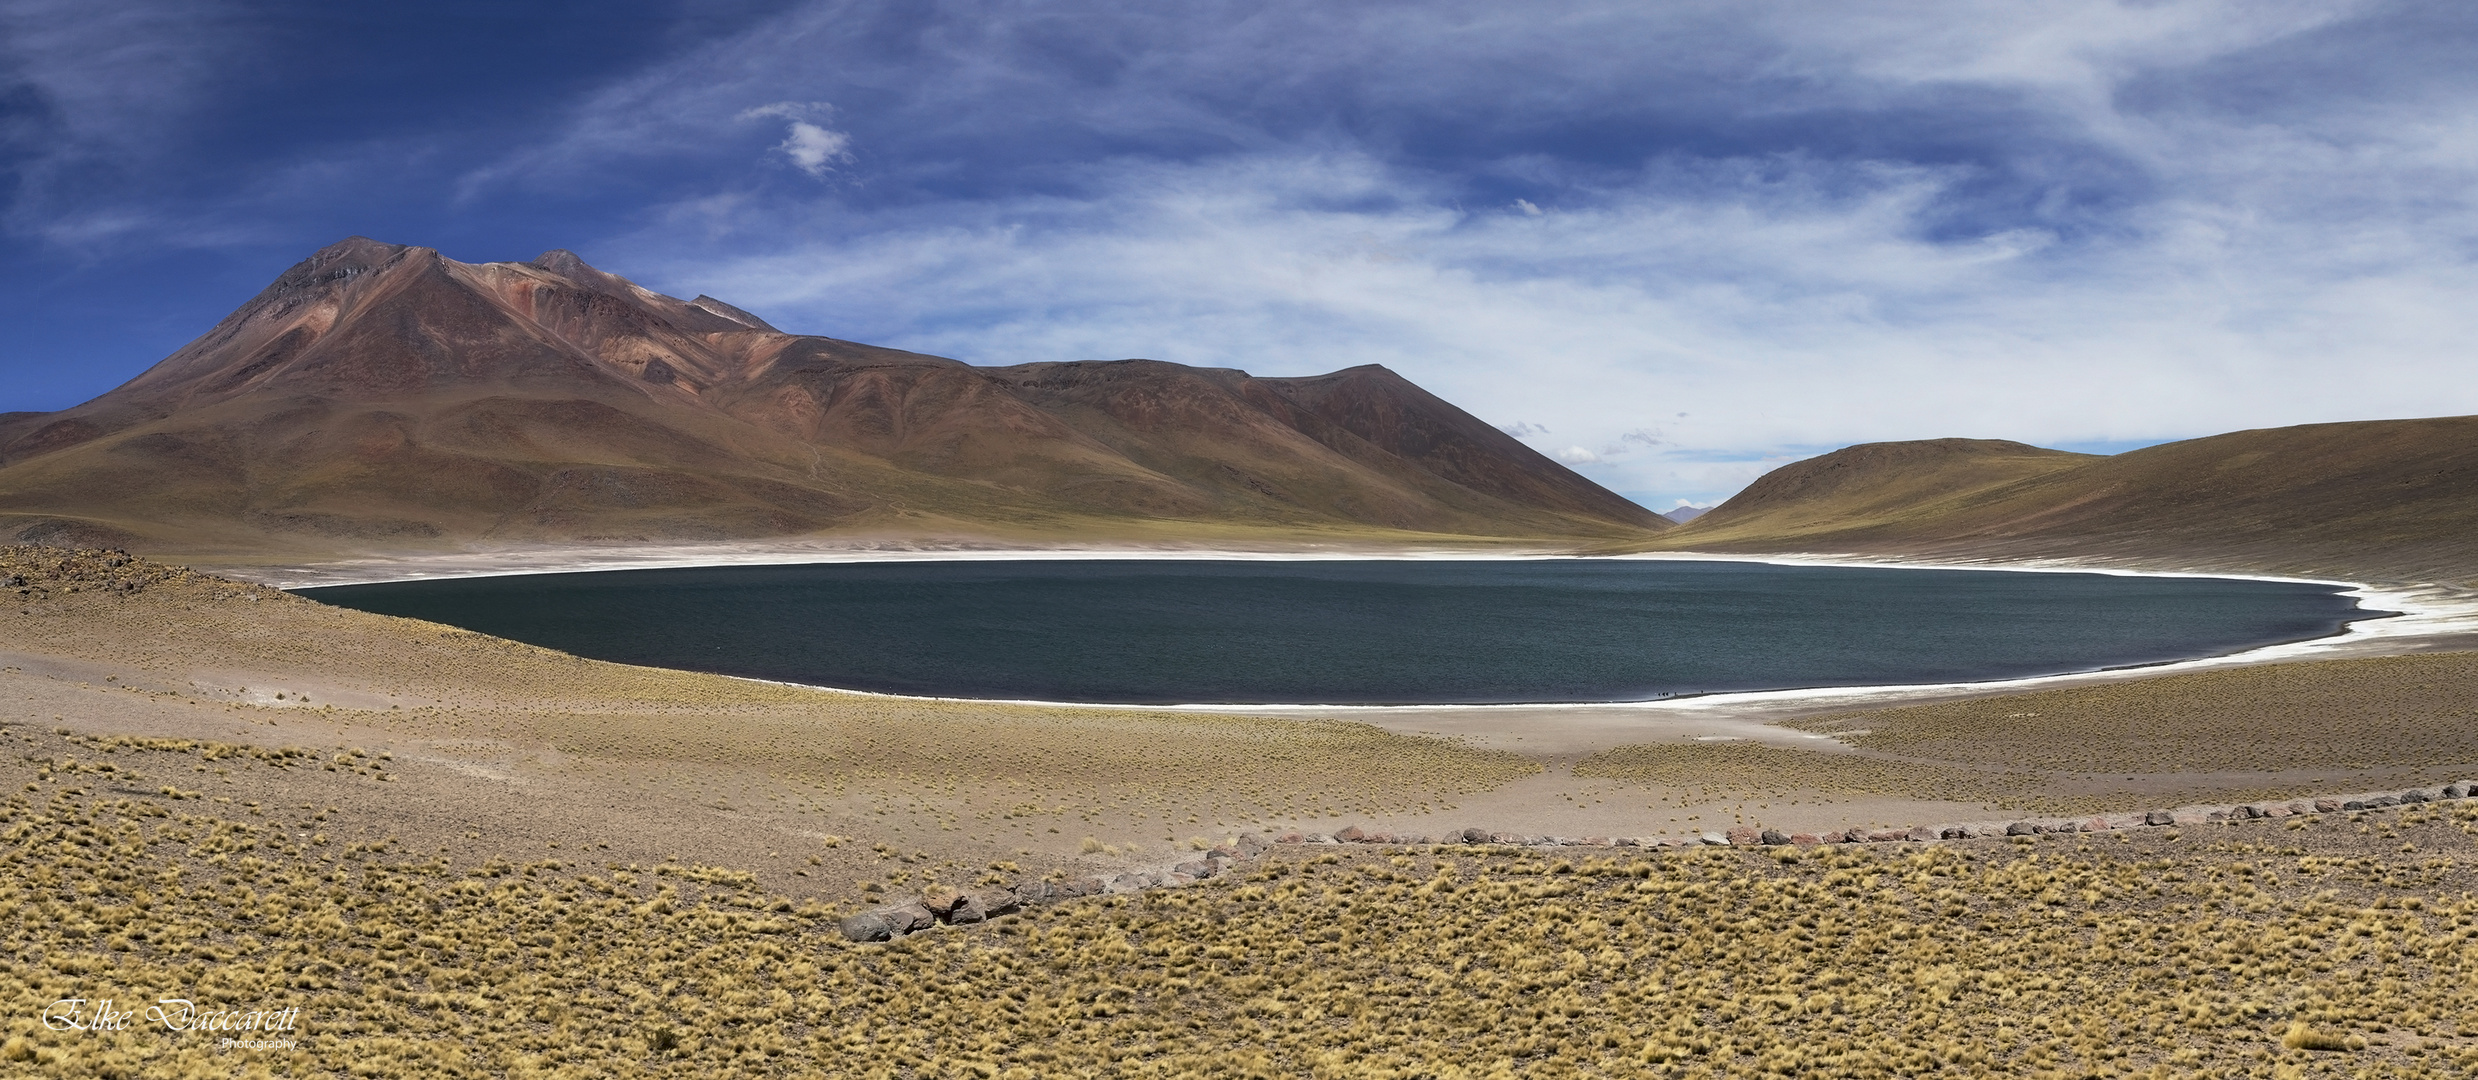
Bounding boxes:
[10,542,2477,906]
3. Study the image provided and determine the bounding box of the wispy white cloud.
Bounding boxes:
[731,101,853,177]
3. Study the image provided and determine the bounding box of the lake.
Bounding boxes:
[299,559,2372,705]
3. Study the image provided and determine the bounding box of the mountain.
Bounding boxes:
[1659,504,1708,524]
[1659,423,2478,581]
[0,238,1665,557]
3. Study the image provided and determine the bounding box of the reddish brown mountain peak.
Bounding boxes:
[531,249,591,276]
[0,236,1665,551]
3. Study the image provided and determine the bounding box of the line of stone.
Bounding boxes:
[838,781,2471,942]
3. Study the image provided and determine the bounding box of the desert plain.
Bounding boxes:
[5,541,2478,1078]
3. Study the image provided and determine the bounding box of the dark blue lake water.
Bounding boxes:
[298,559,2371,705]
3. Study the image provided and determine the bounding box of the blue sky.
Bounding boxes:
[5,1,2474,510]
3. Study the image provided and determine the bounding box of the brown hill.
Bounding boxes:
[1660,422,2478,581]
[0,239,1664,558]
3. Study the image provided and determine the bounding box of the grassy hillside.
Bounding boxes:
[1651,417,2478,582]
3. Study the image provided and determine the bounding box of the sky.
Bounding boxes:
[4,1,2474,511]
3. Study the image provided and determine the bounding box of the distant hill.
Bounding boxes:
[0,238,1666,558]
[1659,504,1708,524]
[1657,423,2478,581]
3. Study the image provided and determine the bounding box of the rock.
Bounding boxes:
[1700,832,1731,846]
[1174,859,1212,879]
[1274,833,1305,844]
[838,911,896,943]
[2205,810,2229,822]
[1867,828,1908,843]
[1759,829,1791,846]
[2083,818,2111,832]
[920,886,967,916]
[887,903,937,935]
[977,890,1022,918]
[1726,827,1761,846]
[1014,881,1057,907]
[2144,810,2174,826]
[2400,789,2429,803]
[2005,822,2039,836]
[1306,833,1337,844]
[1208,846,1240,861]
[2370,795,2400,808]
[2444,784,2469,799]
[1237,834,1267,852]
[1163,873,1195,886]
[1940,827,1970,840]
[2285,802,2311,816]
[1905,826,1938,842]
[1613,837,1640,847]
[2235,805,2265,820]
[1335,826,1368,842]
[1490,832,1527,844]
[1460,827,1492,844]
[2314,799,2341,813]
[1583,837,1610,847]
[944,895,988,925]
[2342,800,2368,811]
[1056,877,1103,898]
[1789,833,1821,846]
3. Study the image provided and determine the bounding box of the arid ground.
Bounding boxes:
[8,544,2478,1078]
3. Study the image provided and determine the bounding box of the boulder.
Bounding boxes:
[1939,827,1970,840]
[1335,826,1368,842]
[1905,826,1939,842]
[1014,881,1058,907]
[1613,837,1641,847]
[1460,827,1493,844]
[944,895,988,925]
[2400,789,2429,804]
[1237,834,1267,852]
[1699,832,1731,846]
[2369,795,2400,808]
[2005,822,2039,836]
[2082,818,2111,832]
[1163,873,1196,887]
[2444,784,2469,799]
[920,886,967,916]
[2314,799,2341,813]
[1789,833,1821,847]
[1274,833,1306,844]
[2342,800,2368,811]
[887,903,937,935]
[1583,837,1610,847]
[2285,802,2312,816]
[977,890,1022,918]
[1759,829,1791,846]
[1866,828,1908,843]
[1174,859,1213,879]
[2235,805,2266,820]
[2144,810,2175,826]
[838,911,896,943]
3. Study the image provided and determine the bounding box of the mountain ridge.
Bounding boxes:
[0,238,1666,559]
[1653,420,2478,582]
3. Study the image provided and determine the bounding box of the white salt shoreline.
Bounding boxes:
[227,539,2478,718]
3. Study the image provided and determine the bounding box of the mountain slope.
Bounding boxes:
[0,238,1664,557]
[1657,421,2478,581]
